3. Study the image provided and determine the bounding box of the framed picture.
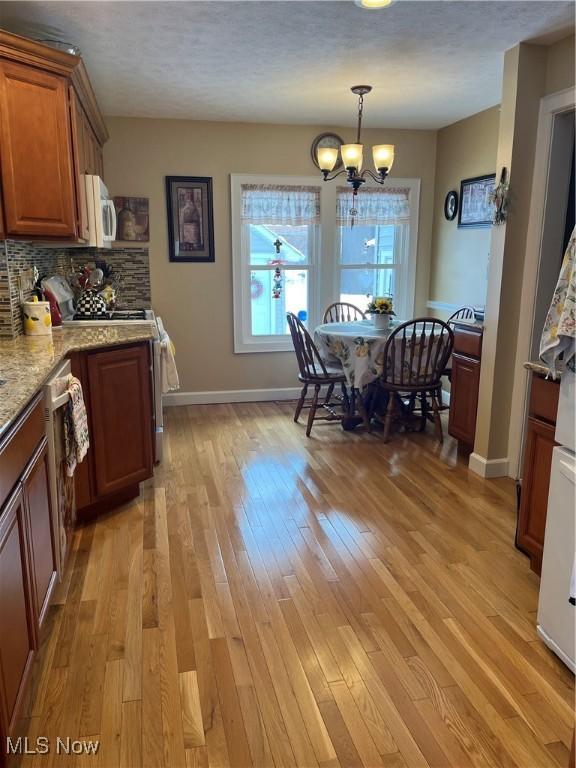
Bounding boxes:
[458,174,496,228]
[114,196,149,241]
[166,176,215,262]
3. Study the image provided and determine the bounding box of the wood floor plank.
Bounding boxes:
[19,404,574,768]
[179,670,206,748]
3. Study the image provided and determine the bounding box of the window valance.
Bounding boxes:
[336,186,411,226]
[241,184,321,225]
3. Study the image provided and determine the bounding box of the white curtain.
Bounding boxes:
[336,186,411,226]
[241,184,321,225]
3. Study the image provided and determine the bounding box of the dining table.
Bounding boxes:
[314,318,397,391]
[314,318,400,429]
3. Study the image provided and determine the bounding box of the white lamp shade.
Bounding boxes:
[341,143,363,171]
[372,144,395,172]
[317,146,338,172]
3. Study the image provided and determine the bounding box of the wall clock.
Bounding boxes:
[311,132,345,171]
[444,190,458,221]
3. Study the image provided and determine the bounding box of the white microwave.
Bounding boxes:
[85,175,116,247]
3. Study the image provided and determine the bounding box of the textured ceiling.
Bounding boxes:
[0,1,573,129]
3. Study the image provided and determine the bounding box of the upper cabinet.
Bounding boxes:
[0,29,108,242]
[0,61,76,238]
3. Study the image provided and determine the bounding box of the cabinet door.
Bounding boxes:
[69,87,89,241]
[517,417,556,573]
[22,439,56,629]
[0,60,76,238]
[448,354,480,445]
[87,344,153,497]
[0,487,35,738]
[0,188,4,239]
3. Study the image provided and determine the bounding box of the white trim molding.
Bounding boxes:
[163,387,302,406]
[426,300,460,313]
[468,452,509,479]
[230,173,421,354]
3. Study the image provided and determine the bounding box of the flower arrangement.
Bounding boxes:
[366,296,395,316]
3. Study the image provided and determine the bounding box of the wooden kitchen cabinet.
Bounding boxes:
[0,488,35,744]
[71,342,154,519]
[69,86,105,242]
[448,354,480,445]
[0,60,76,238]
[517,373,560,574]
[0,395,57,759]
[0,30,107,241]
[448,322,483,447]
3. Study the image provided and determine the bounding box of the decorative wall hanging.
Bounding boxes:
[444,190,458,221]
[114,196,149,241]
[271,262,283,299]
[489,167,509,225]
[166,176,215,262]
[458,174,496,228]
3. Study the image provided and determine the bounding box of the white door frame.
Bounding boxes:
[507,87,575,478]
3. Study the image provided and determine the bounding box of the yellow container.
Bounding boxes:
[22,300,52,336]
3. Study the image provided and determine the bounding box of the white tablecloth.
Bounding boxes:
[314,320,394,390]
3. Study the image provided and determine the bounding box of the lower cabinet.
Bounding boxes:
[516,373,560,574]
[71,342,154,518]
[448,322,483,448]
[0,398,55,758]
[0,487,35,741]
[448,353,481,446]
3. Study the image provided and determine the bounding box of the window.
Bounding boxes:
[232,175,419,352]
[336,186,414,322]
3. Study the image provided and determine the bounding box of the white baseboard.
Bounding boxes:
[163,387,303,406]
[165,386,451,408]
[468,452,510,478]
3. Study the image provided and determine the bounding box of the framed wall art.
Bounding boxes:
[114,196,150,241]
[166,176,215,262]
[458,174,496,228]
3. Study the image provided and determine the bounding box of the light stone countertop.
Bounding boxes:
[0,323,158,439]
[523,360,562,379]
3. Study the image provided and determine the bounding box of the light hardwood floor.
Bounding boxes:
[18,403,574,767]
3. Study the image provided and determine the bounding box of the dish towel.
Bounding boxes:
[160,329,180,393]
[539,226,576,378]
[64,375,90,477]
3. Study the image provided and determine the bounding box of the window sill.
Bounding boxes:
[234,338,295,354]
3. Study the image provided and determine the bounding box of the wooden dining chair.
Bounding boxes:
[323,302,366,323]
[376,317,454,443]
[442,306,475,383]
[286,312,349,436]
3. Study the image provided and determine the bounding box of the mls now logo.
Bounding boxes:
[6,737,100,755]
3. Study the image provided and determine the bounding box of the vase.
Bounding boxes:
[373,314,391,331]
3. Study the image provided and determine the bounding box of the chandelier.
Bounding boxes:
[316,86,394,193]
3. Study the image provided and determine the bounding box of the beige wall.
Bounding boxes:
[428,106,500,318]
[473,34,575,474]
[545,34,575,95]
[103,118,437,393]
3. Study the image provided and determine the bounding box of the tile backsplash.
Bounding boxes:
[0,240,151,338]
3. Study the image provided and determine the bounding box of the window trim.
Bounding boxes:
[231,174,325,353]
[231,174,420,353]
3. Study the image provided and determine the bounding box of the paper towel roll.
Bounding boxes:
[22,300,52,336]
